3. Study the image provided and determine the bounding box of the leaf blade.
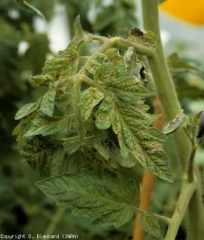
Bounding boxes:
[15,101,40,120]
[140,212,162,238]
[35,170,140,228]
[79,87,104,120]
[40,83,56,117]
[24,113,67,137]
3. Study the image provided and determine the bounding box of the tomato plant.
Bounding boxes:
[12,1,204,240]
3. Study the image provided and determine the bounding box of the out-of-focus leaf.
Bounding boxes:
[35,170,140,228]
[177,86,204,99]
[93,139,110,161]
[51,145,65,176]
[29,74,54,87]
[140,212,162,238]
[23,33,50,75]
[21,136,64,177]
[69,15,84,49]
[66,149,85,173]
[84,33,92,43]
[14,0,45,20]
[167,53,199,72]
[15,101,40,120]
[93,6,118,32]
[159,0,166,4]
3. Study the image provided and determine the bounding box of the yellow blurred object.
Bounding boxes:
[160,0,204,25]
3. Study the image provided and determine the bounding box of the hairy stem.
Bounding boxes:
[187,179,204,240]
[187,141,197,182]
[141,0,191,170]
[165,180,197,240]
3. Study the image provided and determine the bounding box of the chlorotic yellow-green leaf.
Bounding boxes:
[112,99,172,182]
[55,93,72,107]
[24,113,67,137]
[35,170,140,228]
[84,34,92,43]
[15,101,40,120]
[68,15,84,49]
[66,150,85,173]
[92,48,172,182]
[95,97,113,129]
[79,87,104,120]
[29,74,54,87]
[140,212,162,238]
[86,60,100,75]
[104,48,122,64]
[112,77,149,101]
[42,48,79,80]
[39,83,56,117]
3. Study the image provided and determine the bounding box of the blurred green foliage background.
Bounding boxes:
[0,1,203,239]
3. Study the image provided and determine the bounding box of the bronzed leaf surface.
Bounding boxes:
[79,87,104,120]
[13,16,174,232]
[42,48,79,80]
[90,49,172,182]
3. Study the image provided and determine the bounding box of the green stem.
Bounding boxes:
[44,207,65,236]
[187,168,204,240]
[165,180,197,240]
[141,0,191,170]
[187,141,197,182]
[116,37,155,57]
[92,35,108,42]
[80,75,109,95]
[141,1,204,239]
[33,207,65,240]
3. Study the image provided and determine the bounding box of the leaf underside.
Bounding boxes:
[35,170,140,228]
